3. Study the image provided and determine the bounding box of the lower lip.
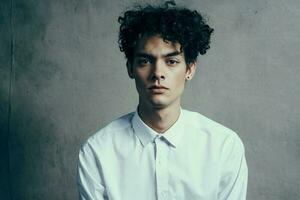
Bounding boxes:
[149,88,167,94]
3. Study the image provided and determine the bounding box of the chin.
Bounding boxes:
[151,103,167,109]
[149,99,165,106]
[148,99,170,109]
[139,94,173,109]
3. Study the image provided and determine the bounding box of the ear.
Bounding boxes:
[185,62,196,80]
[126,61,134,79]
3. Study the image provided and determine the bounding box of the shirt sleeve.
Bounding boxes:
[77,143,107,200]
[218,134,248,200]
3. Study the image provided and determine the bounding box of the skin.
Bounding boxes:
[127,35,196,133]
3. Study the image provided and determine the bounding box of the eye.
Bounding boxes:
[137,58,151,65]
[166,59,180,66]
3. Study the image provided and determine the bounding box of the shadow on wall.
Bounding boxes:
[0,0,13,198]
[5,0,73,199]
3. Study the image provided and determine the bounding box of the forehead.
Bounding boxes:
[134,35,182,56]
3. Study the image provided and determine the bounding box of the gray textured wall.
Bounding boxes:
[1,0,299,199]
[1,0,12,199]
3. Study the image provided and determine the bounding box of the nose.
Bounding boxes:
[150,60,166,81]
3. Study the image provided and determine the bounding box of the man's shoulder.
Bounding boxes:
[182,109,244,146]
[82,112,135,150]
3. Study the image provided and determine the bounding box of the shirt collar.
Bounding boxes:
[131,108,185,148]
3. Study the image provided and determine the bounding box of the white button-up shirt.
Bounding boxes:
[77,109,248,200]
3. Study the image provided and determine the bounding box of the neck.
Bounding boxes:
[138,101,181,133]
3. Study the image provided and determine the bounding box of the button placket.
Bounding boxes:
[155,136,170,200]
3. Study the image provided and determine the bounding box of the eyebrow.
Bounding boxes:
[135,51,182,59]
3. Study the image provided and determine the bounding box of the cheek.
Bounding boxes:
[173,71,187,87]
[134,78,143,89]
[135,73,146,83]
[134,68,149,81]
[134,72,148,91]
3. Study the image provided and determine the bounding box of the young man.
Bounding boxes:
[77,1,248,200]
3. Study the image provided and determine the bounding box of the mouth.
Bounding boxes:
[148,85,169,94]
[148,85,168,89]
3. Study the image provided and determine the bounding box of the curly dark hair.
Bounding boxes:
[118,1,214,65]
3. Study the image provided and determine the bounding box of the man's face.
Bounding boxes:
[127,35,196,109]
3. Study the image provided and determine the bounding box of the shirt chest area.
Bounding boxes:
[99,137,220,200]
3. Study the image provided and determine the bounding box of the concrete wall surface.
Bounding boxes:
[1,0,299,199]
[0,0,12,199]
